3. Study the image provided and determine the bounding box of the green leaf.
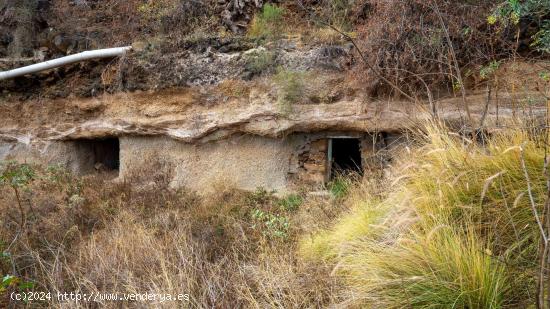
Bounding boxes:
[2,274,17,287]
[18,281,35,290]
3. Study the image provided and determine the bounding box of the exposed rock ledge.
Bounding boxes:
[0,88,546,148]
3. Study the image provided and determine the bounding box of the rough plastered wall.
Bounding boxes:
[0,141,14,161]
[0,139,110,175]
[119,134,305,194]
[0,140,69,166]
[289,131,410,186]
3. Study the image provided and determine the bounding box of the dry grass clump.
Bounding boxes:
[301,125,546,308]
[0,161,340,308]
[218,79,252,99]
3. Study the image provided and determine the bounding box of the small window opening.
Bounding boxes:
[328,138,363,179]
[74,138,119,173]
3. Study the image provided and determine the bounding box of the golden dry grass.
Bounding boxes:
[0,160,343,308]
[300,125,546,308]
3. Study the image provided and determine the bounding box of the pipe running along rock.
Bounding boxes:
[0,46,132,81]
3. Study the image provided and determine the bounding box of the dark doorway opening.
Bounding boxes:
[74,138,120,172]
[330,138,362,179]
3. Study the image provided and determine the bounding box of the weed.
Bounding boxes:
[278,194,303,212]
[327,176,351,198]
[246,187,276,205]
[45,163,83,196]
[0,161,35,187]
[309,27,347,45]
[479,60,501,79]
[218,79,250,98]
[0,164,338,307]
[1,275,34,295]
[0,162,35,228]
[324,0,355,31]
[273,68,306,114]
[244,49,276,75]
[137,0,175,24]
[539,71,550,82]
[532,21,550,53]
[248,4,285,40]
[301,125,547,307]
[251,209,290,239]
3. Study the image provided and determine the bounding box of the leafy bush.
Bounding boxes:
[0,161,35,188]
[327,176,352,198]
[532,21,550,53]
[248,4,285,39]
[0,162,36,228]
[479,60,501,80]
[490,0,550,53]
[246,187,276,205]
[1,274,35,296]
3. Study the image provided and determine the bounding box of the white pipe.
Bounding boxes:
[0,46,132,81]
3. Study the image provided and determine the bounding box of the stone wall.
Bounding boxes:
[119,134,304,194]
[289,136,328,188]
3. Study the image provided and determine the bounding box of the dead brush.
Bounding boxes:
[0,158,342,307]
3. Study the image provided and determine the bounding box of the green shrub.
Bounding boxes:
[532,21,550,53]
[1,274,35,295]
[273,68,305,114]
[479,60,501,79]
[248,4,285,39]
[327,176,351,199]
[0,162,36,228]
[0,161,35,188]
[246,187,276,206]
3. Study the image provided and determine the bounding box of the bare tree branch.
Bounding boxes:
[431,1,472,125]
[295,0,417,103]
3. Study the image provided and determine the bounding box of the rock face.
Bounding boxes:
[0,0,49,58]
[121,40,352,92]
[0,82,546,193]
[1,32,547,192]
[0,36,353,98]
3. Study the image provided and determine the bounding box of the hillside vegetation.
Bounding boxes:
[2,124,550,307]
[1,0,550,308]
[1,0,548,100]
